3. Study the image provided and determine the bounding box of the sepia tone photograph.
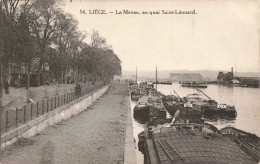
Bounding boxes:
[0,0,259,163]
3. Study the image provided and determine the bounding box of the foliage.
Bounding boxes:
[1,0,121,85]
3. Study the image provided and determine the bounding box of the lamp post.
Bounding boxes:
[0,0,3,161]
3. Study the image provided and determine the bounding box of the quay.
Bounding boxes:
[1,82,136,164]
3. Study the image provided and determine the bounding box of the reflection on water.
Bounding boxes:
[131,83,260,164]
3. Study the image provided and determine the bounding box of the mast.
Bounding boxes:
[0,0,3,160]
[196,88,212,100]
[136,67,137,83]
[156,65,157,91]
[173,90,183,102]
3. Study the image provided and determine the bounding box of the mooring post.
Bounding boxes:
[23,106,26,123]
[30,104,33,120]
[5,110,8,131]
[15,108,18,127]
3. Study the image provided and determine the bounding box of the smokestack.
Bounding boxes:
[231,67,233,74]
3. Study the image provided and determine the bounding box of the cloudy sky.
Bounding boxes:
[62,0,259,73]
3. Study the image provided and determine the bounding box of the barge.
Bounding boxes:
[139,118,259,164]
[130,85,141,101]
[134,94,167,123]
[185,89,237,119]
[153,81,172,85]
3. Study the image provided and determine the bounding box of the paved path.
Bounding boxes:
[2,82,132,164]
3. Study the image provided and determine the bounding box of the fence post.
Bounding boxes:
[51,98,53,111]
[42,100,44,115]
[31,104,33,120]
[47,99,49,113]
[24,106,26,123]
[5,110,9,132]
[16,108,18,127]
[59,96,61,107]
[57,96,59,107]
[55,96,57,109]
[37,102,39,117]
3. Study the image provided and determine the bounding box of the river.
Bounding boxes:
[131,82,260,164]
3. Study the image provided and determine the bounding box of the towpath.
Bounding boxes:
[1,82,134,164]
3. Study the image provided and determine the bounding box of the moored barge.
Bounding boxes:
[185,89,237,119]
[139,118,259,164]
[130,85,141,101]
[134,94,167,123]
[181,81,207,88]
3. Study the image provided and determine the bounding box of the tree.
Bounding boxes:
[27,0,62,84]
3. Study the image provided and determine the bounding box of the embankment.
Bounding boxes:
[1,84,109,150]
[1,81,136,164]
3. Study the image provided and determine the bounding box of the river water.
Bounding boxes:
[131,83,260,164]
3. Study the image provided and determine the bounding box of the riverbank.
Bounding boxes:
[1,81,133,164]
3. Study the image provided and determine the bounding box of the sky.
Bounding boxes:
[62,0,260,73]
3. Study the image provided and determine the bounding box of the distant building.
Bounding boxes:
[231,79,240,84]
[217,67,234,85]
[217,67,259,88]
[236,77,259,88]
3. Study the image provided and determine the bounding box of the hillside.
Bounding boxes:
[169,73,210,82]
[122,70,260,81]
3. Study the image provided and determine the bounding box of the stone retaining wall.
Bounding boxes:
[1,85,110,150]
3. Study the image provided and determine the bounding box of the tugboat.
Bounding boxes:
[134,91,166,123]
[181,81,207,88]
[138,113,259,164]
[185,89,237,119]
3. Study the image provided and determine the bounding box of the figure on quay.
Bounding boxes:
[75,83,81,97]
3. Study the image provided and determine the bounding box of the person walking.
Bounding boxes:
[75,83,81,97]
